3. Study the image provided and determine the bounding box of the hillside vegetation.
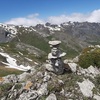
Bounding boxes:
[78,45,100,68]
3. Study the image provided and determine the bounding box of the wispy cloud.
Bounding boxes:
[5,9,100,26]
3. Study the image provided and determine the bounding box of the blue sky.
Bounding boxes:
[1,0,100,26]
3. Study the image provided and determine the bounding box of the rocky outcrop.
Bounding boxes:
[0,60,100,100]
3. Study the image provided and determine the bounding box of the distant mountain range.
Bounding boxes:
[0,22,100,58]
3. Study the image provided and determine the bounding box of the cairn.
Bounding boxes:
[46,40,66,74]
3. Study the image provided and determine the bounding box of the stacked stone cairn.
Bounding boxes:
[46,40,66,75]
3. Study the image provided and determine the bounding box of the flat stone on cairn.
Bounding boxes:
[48,52,66,59]
[49,40,61,46]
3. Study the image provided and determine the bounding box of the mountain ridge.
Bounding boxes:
[0,22,100,58]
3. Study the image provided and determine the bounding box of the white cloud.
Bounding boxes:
[48,9,100,24]
[5,13,45,26]
[47,14,87,24]
[5,9,100,26]
[87,9,100,22]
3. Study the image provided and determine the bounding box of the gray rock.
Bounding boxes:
[46,93,57,100]
[17,91,38,100]
[73,56,79,63]
[43,72,51,82]
[68,63,77,73]
[37,82,48,95]
[3,74,18,83]
[45,64,55,72]
[36,71,44,78]
[18,72,31,82]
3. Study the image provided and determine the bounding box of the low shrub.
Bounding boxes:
[78,46,100,68]
[0,83,13,97]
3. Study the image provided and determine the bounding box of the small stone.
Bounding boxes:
[37,83,48,95]
[48,53,58,59]
[0,77,4,82]
[68,63,77,73]
[37,71,44,78]
[58,79,64,85]
[73,56,79,63]
[60,88,65,95]
[43,73,51,82]
[24,81,33,90]
[46,93,57,100]
[45,64,55,72]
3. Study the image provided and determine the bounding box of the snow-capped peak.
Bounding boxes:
[0,23,17,35]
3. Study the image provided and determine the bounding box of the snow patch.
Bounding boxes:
[30,27,37,32]
[0,52,31,71]
[46,26,61,31]
[0,23,17,35]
